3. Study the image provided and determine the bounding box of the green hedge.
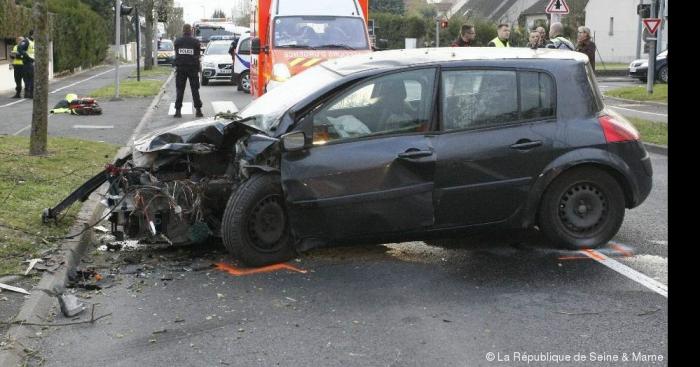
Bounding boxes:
[1,0,108,73]
[48,0,108,72]
[372,12,427,49]
[0,0,33,39]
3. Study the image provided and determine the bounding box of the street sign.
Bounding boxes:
[642,18,662,35]
[545,0,570,14]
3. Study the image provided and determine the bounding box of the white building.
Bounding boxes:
[585,0,668,63]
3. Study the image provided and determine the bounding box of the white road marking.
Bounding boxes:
[73,125,114,129]
[12,125,31,136]
[168,102,193,115]
[50,67,119,94]
[608,105,668,117]
[582,249,668,298]
[0,99,27,108]
[211,101,238,114]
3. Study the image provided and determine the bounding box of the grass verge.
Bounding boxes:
[0,136,119,275]
[131,65,174,78]
[90,79,164,98]
[605,84,668,102]
[627,117,668,146]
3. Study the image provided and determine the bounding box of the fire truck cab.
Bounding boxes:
[249,0,371,97]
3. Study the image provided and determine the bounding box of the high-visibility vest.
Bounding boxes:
[490,37,510,47]
[28,40,35,59]
[11,45,23,66]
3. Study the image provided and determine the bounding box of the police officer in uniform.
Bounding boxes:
[9,36,25,98]
[173,24,203,118]
[17,31,34,99]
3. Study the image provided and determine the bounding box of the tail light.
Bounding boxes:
[599,114,640,143]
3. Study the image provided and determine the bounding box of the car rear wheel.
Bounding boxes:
[221,173,296,267]
[538,167,625,250]
[657,66,668,83]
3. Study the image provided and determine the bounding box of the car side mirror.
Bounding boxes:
[251,38,263,54]
[281,131,306,152]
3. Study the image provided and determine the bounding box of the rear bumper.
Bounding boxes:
[609,140,653,208]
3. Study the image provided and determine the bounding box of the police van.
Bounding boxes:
[233,33,252,93]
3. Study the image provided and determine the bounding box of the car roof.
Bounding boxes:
[323,47,590,76]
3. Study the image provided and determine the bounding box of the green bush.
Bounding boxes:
[373,11,427,49]
[0,0,33,39]
[48,0,109,72]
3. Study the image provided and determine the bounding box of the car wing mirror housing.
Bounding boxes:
[251,38,269,54]
[281,131,307,152]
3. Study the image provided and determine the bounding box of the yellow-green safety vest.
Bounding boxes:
[28,39,35,59]
[489,37,510,47]
[11,45,23,66]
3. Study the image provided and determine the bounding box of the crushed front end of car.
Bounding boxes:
[44,114,280,246]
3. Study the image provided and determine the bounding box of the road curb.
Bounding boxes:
[603,95,668,107]
[0,71,172,367]
[0,183,107,367]
[643,142,668,156]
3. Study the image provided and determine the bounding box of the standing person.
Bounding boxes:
[546,22,575,50]
[487,24,511,47]
[527,30,541,49]
[17,31,34,99]
[451,24,476,47]
[576,26,597,70]
[9,36,25,99]
[173,23,203,118]
[536,26,547,47]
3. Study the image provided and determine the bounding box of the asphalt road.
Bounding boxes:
[597,77,668,123]
[29,79,668,367]
[0,64,156,145]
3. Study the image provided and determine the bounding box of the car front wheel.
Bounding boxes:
[538,167,625,250]
[657,66,668,83]
[221,173,296,267]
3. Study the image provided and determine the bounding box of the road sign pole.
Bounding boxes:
[435,17,440,47]
[646,1,657,95]
[113,0,121,100]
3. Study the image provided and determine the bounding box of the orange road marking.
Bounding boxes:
[215,262,307,276]
[557,256,590,261]
[582,249,605,261]
[610,243,633,257]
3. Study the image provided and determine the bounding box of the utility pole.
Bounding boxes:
[113,0,122,100]
[435,16,440,47]
[30,0,49,155]
[135,6,141,82]
[635,0,642,59]
[153,2,158,69]
[646,0,657,94]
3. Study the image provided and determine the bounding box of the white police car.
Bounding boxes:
[233,33,251,93]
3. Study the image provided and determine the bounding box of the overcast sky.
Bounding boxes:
[175,0,249,24]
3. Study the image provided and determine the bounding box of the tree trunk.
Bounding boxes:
[30,0,49,156]
[144,10,154,70]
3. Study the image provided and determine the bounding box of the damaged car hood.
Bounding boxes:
[133,117,269,154]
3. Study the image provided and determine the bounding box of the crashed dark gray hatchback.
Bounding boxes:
[48,48,653,266]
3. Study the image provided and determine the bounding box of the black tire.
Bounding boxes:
[538,167,625,250]
[201,76,209,86]
[657,66,668,83]
[221,173,295,267]
[239,71,250,94]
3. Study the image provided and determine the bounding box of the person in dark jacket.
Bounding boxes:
[17,31,34,98]
[576,26,597,70]
[173,24,203,118]
[451,24,476,47]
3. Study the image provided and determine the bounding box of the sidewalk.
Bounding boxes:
[0,66,173,366]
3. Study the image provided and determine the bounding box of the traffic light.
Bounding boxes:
[120,4,133,16]
[440,19,448,29]
[637,4,650,18]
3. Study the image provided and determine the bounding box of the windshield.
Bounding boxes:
[205,42,231,55]
[158,40,173,51]
[196,26,233,42]
[273,16,368,49]
[238,65,341,132]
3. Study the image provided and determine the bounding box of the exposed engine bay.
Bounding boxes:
[44,116,280,246]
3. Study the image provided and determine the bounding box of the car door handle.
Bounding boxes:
[398,150,433,159]
[510,140,543,150]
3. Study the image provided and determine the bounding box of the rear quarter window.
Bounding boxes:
[584,63,605,112]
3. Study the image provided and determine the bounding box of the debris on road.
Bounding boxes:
[57,294,86,317]
[23,258,44,275]
[0,282,30,295]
